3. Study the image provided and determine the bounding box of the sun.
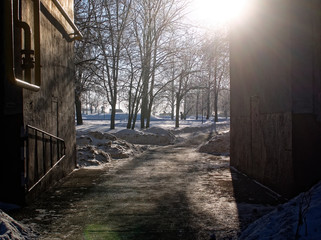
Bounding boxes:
[189,0,250,26]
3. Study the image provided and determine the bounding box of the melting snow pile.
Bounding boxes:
[239,181,321,240]
[113,127,175,145]
[198,131,230,155]
[76,131,142,168]
[0,210,37,240]
[76,127,175,168]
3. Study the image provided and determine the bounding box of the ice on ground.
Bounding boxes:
[239,181,321,240]
[0,209,37,240]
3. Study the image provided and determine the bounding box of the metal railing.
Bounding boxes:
[25,125,66,192]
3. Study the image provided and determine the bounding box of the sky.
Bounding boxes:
[187,0,251,28]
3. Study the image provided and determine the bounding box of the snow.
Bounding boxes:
[113,127,175,145]
[75,115,321,239]
[76,130,143,168]
[198,131,230,155]
[75,115,229,168]
[76,113,224,133]
[0,209,37,240]
[239,181,321,239]
[2,115,321,239]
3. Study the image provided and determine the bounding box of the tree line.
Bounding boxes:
[74,0,230,129]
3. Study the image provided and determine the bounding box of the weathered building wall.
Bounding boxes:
[230,0,321,197]
[1,0,28,205]
[22,0,76,198]
[1,0,25,203]
[290,1,321,192]
[1,0,77,204]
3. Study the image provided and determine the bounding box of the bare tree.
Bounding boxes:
[74,0,98,125]
[74,0,230,129]
[131,0,188,129]
[93,0,132,129]
[200,29,229,122]
[174,34,202,128]
[121,38,143,129]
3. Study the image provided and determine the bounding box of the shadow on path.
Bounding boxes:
[10,141,283,240]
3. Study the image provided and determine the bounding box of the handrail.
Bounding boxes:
[26,125,65,142]
[25,125,66,192]
[52,0,83,40]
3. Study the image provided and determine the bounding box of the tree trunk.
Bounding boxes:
[75,93,83,125]
[127,89,133,129]
[127,116,132,129]
[183,94,187,120]
[140,66,150,129]
[146,36,158,129]
[206,87,210,120]
[170,68,175,120]
[214,93,218,122]
[146,94,154,128]
[175,92,180,128]
[171,101,175,120]
[110,102,116,129]
[146,106,151,128]
[140,103,146,129]
[196,90,199,120]
[132,106,139,130]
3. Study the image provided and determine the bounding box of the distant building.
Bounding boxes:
[230,1,321,197]
[1,0,82,204]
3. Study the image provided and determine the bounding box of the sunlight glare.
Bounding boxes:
[190,0,250,26]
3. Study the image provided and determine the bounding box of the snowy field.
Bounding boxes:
[77,113,226,133]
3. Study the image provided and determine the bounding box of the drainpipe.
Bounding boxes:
[34,0,41,86]
[7,0,82,91]
[14,3,32,84]
[52,0,83,40]
[8,0,40,92]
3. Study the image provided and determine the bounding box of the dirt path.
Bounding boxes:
[11,132,282,240]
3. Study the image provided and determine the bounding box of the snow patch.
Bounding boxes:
[198,131,230,155]
[76,130,143,168]
[239,181,321,240]
[75,118,230,167]
[0,210,37,240]
[172,121,214,134]
[113,127,175,145]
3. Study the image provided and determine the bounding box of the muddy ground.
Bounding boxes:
[9,126,284,240]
